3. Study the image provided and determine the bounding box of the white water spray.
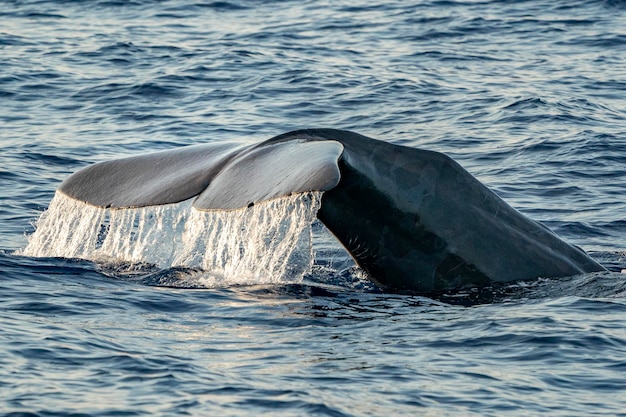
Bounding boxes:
[21,192,323,285]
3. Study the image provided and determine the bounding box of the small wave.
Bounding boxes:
[0,33,33,47]
[502,97,549,110]
[18,12,66,19]
[21,152,82,167]
[556,33,626,48]
[72,81,182,104]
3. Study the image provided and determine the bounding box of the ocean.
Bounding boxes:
[1,0,626,415]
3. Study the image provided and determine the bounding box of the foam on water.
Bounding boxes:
[21,191,323,285]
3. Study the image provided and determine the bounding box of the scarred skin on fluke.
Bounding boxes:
[59,128,605,293]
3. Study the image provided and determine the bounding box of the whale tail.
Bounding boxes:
[51,129,604,292]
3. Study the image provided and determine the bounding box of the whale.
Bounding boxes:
[58,128,605,293]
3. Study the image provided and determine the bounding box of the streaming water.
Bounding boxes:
[21,192,323,286]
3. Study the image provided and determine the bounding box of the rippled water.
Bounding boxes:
[2,0,626,415]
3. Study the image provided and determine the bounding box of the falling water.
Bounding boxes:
[21,192,323,285]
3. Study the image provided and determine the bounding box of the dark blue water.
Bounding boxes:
[2,0,626,415]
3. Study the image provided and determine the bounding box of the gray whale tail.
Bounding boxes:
[58,128,605,292]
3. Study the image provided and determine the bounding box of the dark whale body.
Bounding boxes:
[59,129,604,292]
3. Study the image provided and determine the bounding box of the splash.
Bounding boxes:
[21,192,323,285]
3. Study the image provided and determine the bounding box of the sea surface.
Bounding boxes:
[2,0,626,415]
